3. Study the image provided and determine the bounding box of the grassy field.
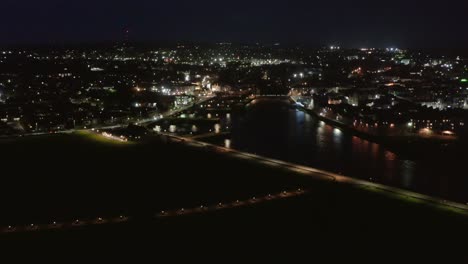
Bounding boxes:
[73,130,136,145]
[0,131,307,224]
[1,132,467,259]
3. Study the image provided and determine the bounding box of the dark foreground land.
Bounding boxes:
[0,132,467,260]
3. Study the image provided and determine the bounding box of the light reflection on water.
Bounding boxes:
[401,160,415,188]
[228,98,467,203]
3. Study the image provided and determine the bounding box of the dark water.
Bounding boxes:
[229,98,468,203]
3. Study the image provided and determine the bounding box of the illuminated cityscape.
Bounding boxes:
[1,0,468,260]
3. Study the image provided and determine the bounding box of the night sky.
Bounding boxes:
[2,0,468,48]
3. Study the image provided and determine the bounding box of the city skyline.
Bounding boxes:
[1,1,468,257]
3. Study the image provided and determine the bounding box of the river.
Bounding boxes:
[226,98,467,203]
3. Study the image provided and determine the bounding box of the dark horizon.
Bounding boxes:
[3,41,468,58]
[2,0,468,49]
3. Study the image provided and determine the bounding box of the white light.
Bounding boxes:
[214,124,221,133]
[224,139,231,148]
[169,125,177,133]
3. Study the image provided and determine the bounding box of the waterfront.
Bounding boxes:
[222,98,467,203]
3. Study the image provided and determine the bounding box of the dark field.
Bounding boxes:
[0,132,306,225]
[1,132,467,260]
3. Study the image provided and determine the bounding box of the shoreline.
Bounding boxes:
[163,133,468,214]
[299,106,463,159]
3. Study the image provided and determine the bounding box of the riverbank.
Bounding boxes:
[301,106,464,159]
[217,97,467,203]
[2,132,468,260]
[164,133,468,214]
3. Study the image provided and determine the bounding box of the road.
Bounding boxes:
[161,133,468,213]
[0,129,77,139]
[0,96,215,139]
[134,95,214,126]
[0,188,305,234]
